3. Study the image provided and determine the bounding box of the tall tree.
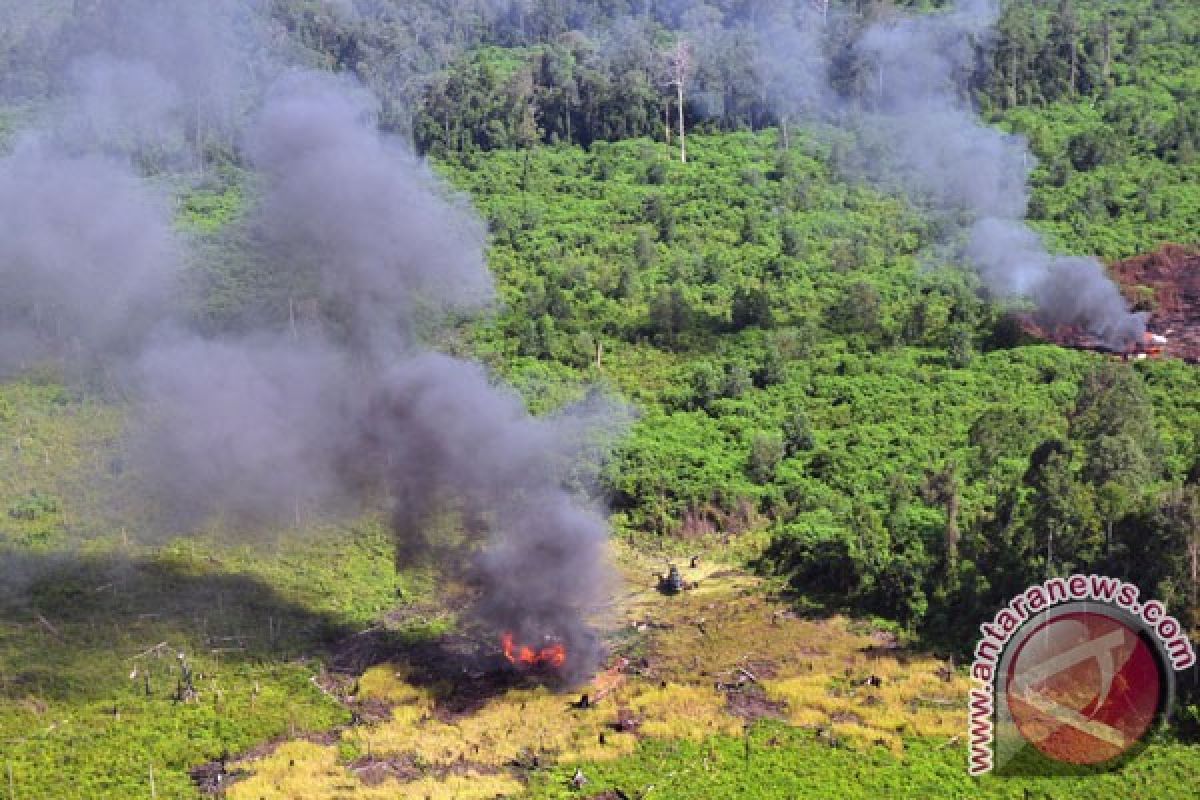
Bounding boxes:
[663,38,694,163]
[923,463,961,568]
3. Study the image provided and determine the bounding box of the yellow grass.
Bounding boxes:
[355,664,427,705]
[225,741,382,800]
[228,547,972,796]
[359,683,639,766]
[394,772,527,800]
[627,683,744,740]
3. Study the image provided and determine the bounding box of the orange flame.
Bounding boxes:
[501,632,566,669]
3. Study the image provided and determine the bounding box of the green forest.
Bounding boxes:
[1,0,1199,798]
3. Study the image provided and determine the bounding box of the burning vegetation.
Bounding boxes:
[1020,245,1200,363]
[1112,244,1200,362]
[218,556,969,799]
[500,632,567,671]
[1020,320,1167,361]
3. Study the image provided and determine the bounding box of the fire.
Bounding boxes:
[501,632,566,669]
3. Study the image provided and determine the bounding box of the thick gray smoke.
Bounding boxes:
[245,73,493,351]
[363,354,616,669]
[0,138,180,373]
[758,0,1144,346]
[136,69,617,673]
[1,1,618,678]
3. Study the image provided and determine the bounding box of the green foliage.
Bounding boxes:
[438,127,1200,653]
[730,286,773,331]
[529,721,1200,799]
[747,432,784,484]
[989,1,1200,258]
[0,382,430,799]
[177,171,245,234]
[7,489,60,520]
[2,4,1200,792]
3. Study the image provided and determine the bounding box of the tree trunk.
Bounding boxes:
[1047,524,1054,574]
[1009,48,1018,108]
[1068,39,1077,96]
[1189,534,1198,615]
[945,491,959,567]
[1102,19,1112,81]
[676,81,686,163]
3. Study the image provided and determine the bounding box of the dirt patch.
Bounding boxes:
[724,687,787,721]
[1111,244,1200,361]
[870,629,898,648]
[348,754,502,787]
[740,658,779,680]
[188,760,248,795]
[706,569,743,579]
[349,696,394,724]
[349,755,423,787]
[611,706,642,733]
[190,729,341,795]
[1021,244,1200,362]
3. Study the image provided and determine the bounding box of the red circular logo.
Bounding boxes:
[1006,611,1162,765]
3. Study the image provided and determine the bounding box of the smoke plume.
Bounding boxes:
[0,138,180,372]
[244,72,494,351]
[1,0,619,678]
[755,0,1144,346]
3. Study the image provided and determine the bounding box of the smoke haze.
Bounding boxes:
[245,72,493,352]
[0,138,180,372]
[1,0,619,678]
[757,0,1144,345]
[860,0,1143,343]
[0,0,1147,676]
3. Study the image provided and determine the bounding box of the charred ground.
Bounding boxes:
[1113,245,1200,362]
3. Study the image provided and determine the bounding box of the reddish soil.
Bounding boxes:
[1021,244,1200,362]
[1110,244,1200,362]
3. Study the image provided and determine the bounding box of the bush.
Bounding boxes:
[748,433,784,483]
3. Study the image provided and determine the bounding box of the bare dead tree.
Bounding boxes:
[1189,531,1198,617]
[662,39,694,164]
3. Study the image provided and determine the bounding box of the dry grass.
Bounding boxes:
[227,546,971,796]
[619,548,968,753]
[627,683,745,740]
[355,680,638,766]
[225,740,524,800]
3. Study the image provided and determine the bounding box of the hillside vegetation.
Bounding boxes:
[437,131,1200,654]
[0,0,1198,798]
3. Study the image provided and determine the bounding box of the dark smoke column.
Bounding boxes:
[365,355,615,680]
[135,71,621,680]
